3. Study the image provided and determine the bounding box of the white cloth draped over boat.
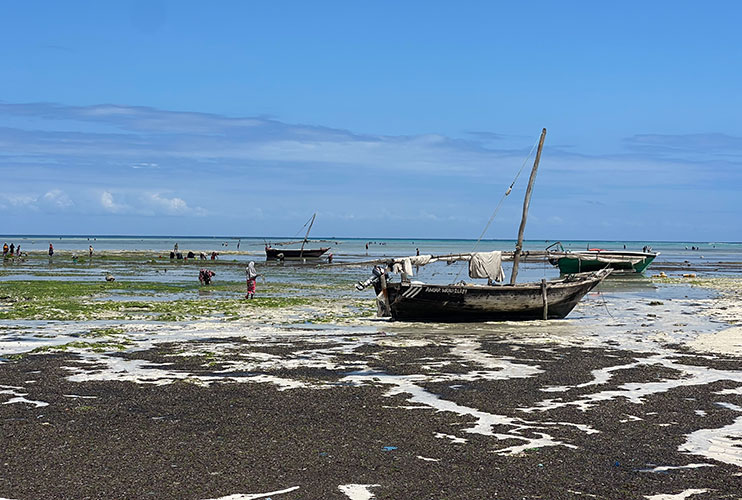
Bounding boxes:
[389,251,504,282]
[468,251,505,282]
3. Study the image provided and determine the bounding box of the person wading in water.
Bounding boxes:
[245,261,258,299]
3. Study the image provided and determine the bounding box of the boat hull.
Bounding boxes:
[265,247,330,259]
[551,252,657,274]
[374,270,609,322]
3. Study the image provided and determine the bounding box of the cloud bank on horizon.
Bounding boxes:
[0,101,740,241]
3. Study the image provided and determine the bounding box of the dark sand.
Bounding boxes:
[2,339,741,500]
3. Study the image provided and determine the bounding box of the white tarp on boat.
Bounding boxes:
[468,251,505,282]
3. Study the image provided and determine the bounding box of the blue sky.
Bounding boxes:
[1,1,740,240]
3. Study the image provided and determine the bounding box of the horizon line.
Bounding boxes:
[0,234,739,245]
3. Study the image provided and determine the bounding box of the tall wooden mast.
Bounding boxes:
[299,213,316,259]
[509,128,547,285]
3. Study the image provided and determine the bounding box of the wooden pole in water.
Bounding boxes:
[379,272,391,317]
[510,128,547,285]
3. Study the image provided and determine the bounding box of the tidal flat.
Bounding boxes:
[1,251,741,499]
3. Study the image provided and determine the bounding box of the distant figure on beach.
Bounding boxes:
[9,243,15,256]
[174,243,179,252]
[89,245,93,257]
[170,251,175,259]
[237,239,241,250]
[48,243,54,258]
[328,253,333,263]
[199,268,215,285]
[187,251,195,259]
[416,248,420,256]
[211,251,218,260]
[199,252,206,260]
[15,244,20,256]
[2,243,8,256]
[176,252,183,259]
[245,261,258,299]
[365,242,369,254]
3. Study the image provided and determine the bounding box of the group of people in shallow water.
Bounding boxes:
[172,244,258,298]
[4,242,96,261]
[170,250,219,260]
[2,242,21,258]
[198,261,259,299]
[169,243,219,261]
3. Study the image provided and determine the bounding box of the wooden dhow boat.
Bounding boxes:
[355,128,611,322]
[264,213,330,260]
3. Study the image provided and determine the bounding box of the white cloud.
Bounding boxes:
[42,189,73,209]
[100,191,128,213]
[146,193,189,215]
[1,193,39,209]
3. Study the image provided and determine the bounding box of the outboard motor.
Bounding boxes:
[355,265,386,291]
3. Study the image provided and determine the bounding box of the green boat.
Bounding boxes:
[547,246,658,274]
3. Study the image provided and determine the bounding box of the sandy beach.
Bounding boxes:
[1,249,741,499]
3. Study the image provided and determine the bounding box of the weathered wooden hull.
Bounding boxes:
[550,252,657,274]
[265,247,330,259]
[373,270,610,322]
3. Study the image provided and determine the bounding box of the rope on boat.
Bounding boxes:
[599,289,614,319]
[451,136,541,283]
[292,213,317,237]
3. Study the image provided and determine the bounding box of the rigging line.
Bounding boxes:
[292,213,316,238]
[599,290,614,319]
[451,137,540,282]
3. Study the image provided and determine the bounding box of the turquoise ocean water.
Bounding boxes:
[2,235,741,286]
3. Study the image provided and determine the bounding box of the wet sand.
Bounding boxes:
[2,337,741,499]
[1,256,742,499]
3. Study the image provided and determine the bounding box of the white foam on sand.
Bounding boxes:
[343,372,589,454]
[522,354,742,412]
[203,486,300,499]
[338,484,380,500]
[64,354,312,390]
[644,489,708,500]
[435,432,467,444]
[679,403,742,467]
[638,463,713,473]
[689,326,742,356]
[449,339,543,379]
[1,385,49,408]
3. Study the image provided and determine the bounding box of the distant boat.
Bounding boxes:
[264,213,330,260]
[546,243,658,274]
[264,246,330,259]
[356,128,611,322]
